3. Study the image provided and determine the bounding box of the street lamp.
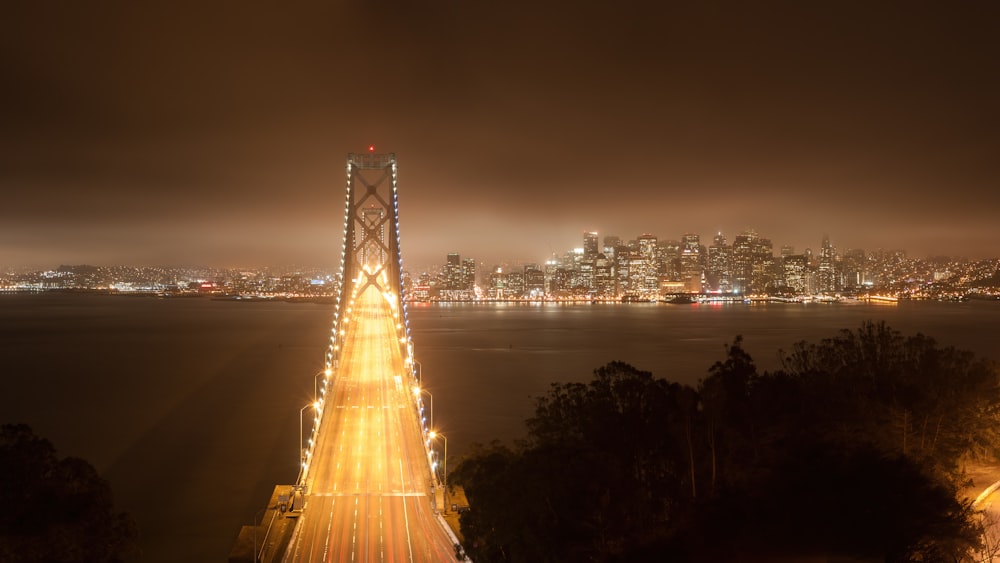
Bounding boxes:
[429,431,448,513]
[252,507,265,563]
[412,385,433,431]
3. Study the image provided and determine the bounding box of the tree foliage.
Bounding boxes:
[0,424,138,563]
[452,323,999,562]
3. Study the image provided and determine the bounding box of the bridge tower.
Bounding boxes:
[326,150,413,375]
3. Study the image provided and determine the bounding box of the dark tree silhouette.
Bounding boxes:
[452,324,999,562]
[0,424,137,563]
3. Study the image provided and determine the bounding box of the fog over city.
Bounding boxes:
[2,2,998,269]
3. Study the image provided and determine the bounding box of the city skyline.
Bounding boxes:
[2,2,998,268]
[3,224,991,274]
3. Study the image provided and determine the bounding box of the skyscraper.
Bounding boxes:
[731,229,774,294]
[679,233,703,292]
[636,234,659,294]
[462,258,476,291]
[445,253,462,290]
[783,254,809,294]
[583,231,599,260]
[707,232,731,293]
[750,235,775,294]
[731,230,755,295]
[602,235,620,258]
[818,235,837,293]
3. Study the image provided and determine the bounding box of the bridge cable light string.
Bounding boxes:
[298,402,318,483]
[412,385,433,432]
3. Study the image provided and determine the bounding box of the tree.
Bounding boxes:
[698,336,758,493]
[777,321,1000,472]
[453,325,996,562]
[0,424,137,563]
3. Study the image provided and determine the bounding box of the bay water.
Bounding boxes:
[1,293,996,561]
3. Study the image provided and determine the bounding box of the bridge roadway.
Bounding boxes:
[283,284,458,562]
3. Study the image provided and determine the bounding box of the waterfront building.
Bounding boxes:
[524,264,545,297]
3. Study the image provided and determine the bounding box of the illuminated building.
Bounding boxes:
[461,258,476,291]
[593,255,614,296]
[818,234,837,293]
[445,253,462,290]
[583,231,599,260]
[636,234,660,295]
[523,264,545,297]
[602,235,620,258]
[783,254,809,294]
[841,248,867,290]
[731,230,754,294]
[707,232,731,293]
[732,229,774,294]
[751,235,775,293]
[614,240,632,295]
[679,233,703,293]
[658,240,681,280]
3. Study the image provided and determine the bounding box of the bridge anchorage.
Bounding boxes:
[229,152,462,563]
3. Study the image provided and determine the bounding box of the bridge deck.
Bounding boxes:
[283,285,457,562]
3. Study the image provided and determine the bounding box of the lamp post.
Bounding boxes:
[430,431,448,513]
[299,401,317,469]
[252,507,265,563]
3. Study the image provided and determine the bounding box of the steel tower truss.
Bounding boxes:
[326,152,412,373]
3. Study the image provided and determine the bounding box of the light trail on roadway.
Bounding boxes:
[284,284,457,562]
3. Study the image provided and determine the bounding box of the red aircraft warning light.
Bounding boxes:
[368,145,375,153]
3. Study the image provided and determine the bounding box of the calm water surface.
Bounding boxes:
[1,293,997,561]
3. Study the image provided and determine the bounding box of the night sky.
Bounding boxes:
[2,1,998,269]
